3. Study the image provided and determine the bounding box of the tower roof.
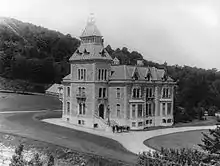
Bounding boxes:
[69,15,112,62]
[80,16,102,38]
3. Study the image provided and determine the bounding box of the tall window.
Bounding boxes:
[98,88,107,98]
[78,69,86,80]
[104,69,107,80]
[98,69,101,80]
[132,104,136,118]
[117,104,120,118]
[103,88,106,98]
[146,103,152,117]
[82,103,86,114]
[146,88,153,98]
[162,103,166,116]
[162,87,171,98]
[116,88,121,99]
[98,69,108,81]
[67,87,70,97]
[132,87,141,98]
[99,88,102,98]
[137,104,143,118]
[67,102,70,114]
[167,103,172,115]
[79,103,86,115]
[101,69,104,80]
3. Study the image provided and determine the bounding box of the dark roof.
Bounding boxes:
[110,65,173,81]
[69,44,112,61]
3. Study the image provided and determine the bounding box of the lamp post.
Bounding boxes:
[107,105,110,126]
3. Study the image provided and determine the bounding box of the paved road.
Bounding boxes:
[43,118,217,154]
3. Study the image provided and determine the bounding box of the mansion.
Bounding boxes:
[61,18,176,131]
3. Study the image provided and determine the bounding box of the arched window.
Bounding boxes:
[117,104,120,118]
[133,88,136,98]
[79,103,82,114]
[82,103,86,115]
[162,119,166,123]
[67,102,70,114]
[67,87,70,97]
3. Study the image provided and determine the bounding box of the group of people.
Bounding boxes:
[112,125,130,133]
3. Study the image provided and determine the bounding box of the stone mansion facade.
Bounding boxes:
[62,18,176,131]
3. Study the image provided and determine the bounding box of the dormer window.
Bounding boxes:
[145,73,151,81]
[84,49,89,54]
[76,50,82,55]
[99,49,106,57]
[133,73,139,80]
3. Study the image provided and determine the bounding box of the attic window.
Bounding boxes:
[133,73,139,80]
[84,49,89,55]
[162,74,168,81]
[76,50,82,55]
[99,49,106,57]
[145,73,151,81]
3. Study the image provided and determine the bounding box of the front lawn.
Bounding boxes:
[0,92,61,111]
[144,129,209,151]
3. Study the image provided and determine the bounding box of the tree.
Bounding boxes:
[28,153,43,166]
[47,155,55,166]
[9,144,26,166]
[199,126,220,155]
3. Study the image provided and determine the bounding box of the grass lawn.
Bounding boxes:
[0,92,61,111]
[0,132,129,166]
[0,92,137,164]
[144,129,209,151]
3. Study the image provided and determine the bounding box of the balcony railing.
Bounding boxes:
[131,96,144,100]
[76,92,86,99]
[146,96,155,100]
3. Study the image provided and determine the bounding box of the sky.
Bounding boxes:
[0,0,220,70]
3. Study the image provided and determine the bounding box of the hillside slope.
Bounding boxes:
[0,17,80,84]
[1,17,220,123]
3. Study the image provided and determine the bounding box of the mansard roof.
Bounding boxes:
[69,44,112,61]
[110,65,173,81]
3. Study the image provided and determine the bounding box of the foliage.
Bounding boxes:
[137,147,218,166]
[46,154,54,166]
[0,17,80,85]
[199,126,220,156]
[28,153,43,166]
[9,144,26,166]
[9,144,53,166]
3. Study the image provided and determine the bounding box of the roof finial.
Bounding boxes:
[87,13,95,24]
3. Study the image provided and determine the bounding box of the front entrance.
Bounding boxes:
[99,104,105,119]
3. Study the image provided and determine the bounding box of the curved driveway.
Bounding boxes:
[43,118,217,154]
[0,92,217,163]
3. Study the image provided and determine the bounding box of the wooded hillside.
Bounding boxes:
[0,17,220,122]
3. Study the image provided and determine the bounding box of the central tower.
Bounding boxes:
[66,15,112,128]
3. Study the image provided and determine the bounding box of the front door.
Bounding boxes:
[99,104,105,119]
